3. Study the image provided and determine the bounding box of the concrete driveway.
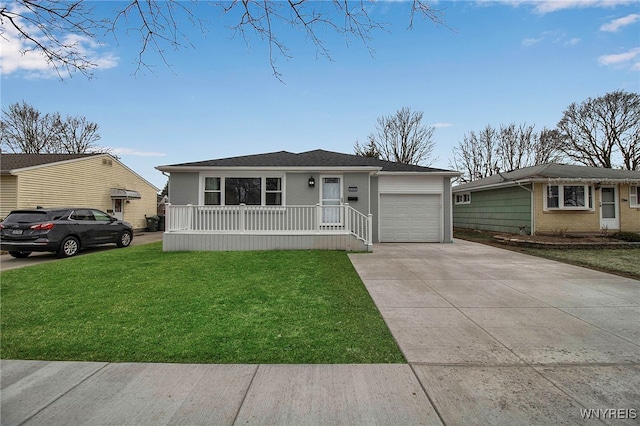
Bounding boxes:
[349,240,640,425]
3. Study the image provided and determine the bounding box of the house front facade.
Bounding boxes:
[0,153,160,230]
[156,149,460,251]
[452,163,640,235]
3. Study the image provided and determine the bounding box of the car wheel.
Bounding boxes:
[9,251,31,258]
[58,236,80,258]
[117,230,132,248]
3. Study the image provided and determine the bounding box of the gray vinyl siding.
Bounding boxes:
[443,177,453,242]
[370,176,379,243]
[285,173,319,205]
[169,172,200,205]
[453,185,532,234]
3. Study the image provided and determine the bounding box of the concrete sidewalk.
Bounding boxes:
[2,240,639,425]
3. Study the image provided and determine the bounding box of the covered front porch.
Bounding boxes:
[162,204,373,252]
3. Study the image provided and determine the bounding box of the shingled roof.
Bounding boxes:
[1,153,102,174]
[158,149,457,173]
[453,163,640,192]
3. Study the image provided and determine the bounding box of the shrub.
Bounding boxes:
[611,231,640,242]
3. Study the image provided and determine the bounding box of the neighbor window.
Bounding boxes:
[630,186,640,208]
[455,193,471,205]
[203,177,283,206]
[546,185,592,210]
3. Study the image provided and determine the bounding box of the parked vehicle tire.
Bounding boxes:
[58,236,80,258]
[117,230,132,248]
[9,251,31,258]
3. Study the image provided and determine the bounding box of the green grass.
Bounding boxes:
[1,243,404,364]
[518,248,640,280]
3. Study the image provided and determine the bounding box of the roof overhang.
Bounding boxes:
[155,166,383,173]
[376,171,461,177]
[111,188,142,199]
[453,177,640,193]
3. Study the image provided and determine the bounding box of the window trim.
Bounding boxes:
[544,184,593,211]
[630,185,639,208]
[200,174,285,206]
[454,192,471,205]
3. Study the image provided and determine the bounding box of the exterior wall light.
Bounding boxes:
[308,176,315,188]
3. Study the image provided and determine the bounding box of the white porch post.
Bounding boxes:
[344,203,350,233]
[367,213,373,245]
[316,204,322,232]
[165,203,171,231]
[187,204,193,231]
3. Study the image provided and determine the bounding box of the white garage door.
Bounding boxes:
[380,194,441,242]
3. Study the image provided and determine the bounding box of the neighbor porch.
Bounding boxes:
[163,204,373,252]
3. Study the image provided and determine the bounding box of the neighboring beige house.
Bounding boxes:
[1,153,159,230]
[453,163,640,235]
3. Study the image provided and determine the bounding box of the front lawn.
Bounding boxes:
[0,243,404,364]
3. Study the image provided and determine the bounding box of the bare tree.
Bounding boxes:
[557,90,640,170]
[1,101,102,154]
[55,115,101,154]
[1,0,445,79]
[451,125,499,182]
[354,138,380,158]
[0,101,59,153]
[451,123,564,183]
[362,107,437,166]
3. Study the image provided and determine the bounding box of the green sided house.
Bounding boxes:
[156,149,460,251]
[0,153,160,230]
[452,163,640,235]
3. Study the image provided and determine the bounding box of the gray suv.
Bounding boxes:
[0,208,133,258]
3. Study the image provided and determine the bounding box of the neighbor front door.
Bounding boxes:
[600,186,619,230]
[321,176,342,225]
[112,198,125,221]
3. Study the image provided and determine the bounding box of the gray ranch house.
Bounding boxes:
[156,149,460,251]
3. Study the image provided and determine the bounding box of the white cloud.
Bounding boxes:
[0,4,118,78]
[109,147,167,157]
[600,13,640,32]
[598,47,640,67]
[522,37,544,47]
[431,122,453,128]
[564,37,581,46]
[530,0,634,14]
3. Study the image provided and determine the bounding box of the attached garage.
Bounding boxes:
[379,194,442,242]
[377,175,447,243]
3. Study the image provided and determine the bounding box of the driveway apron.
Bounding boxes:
[349,239,640,425]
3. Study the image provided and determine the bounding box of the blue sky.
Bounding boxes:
[2,0,639,190]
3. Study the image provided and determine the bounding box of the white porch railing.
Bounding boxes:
[165,203,372,246]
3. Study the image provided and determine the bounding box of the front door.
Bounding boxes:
[600,186,619,230]
[112,198,124,221]
[321,176,342,225]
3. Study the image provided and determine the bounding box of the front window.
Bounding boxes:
[630,186,640,208]
[203,177,283,206]
[204,177,221,205]
[265,178,282,205]
[546,185,592,210]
